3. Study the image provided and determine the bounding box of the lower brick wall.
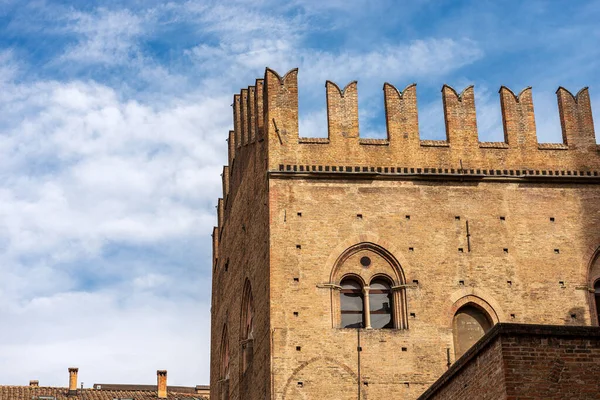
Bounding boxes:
[503,329,600,399]
[418,324,600,400]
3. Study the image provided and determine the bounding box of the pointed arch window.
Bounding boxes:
[340,278,364,328]
[219,325,230,400]
[369,279,393,329]
[339,276,395,329]
[331,242,409,330]
[241,281,254,374]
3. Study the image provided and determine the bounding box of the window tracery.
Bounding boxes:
[331,242,408,329]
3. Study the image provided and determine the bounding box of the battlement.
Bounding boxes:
[221,67,600,220]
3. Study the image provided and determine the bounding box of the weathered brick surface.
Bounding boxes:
[419,324,600,400]
[210,67,600,400]
[210,79,271,400]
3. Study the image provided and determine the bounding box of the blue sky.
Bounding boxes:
[0,0,599,388]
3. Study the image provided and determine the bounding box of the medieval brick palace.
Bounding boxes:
[210,68,600,400]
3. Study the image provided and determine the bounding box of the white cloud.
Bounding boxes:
[59,8,145,65]
[0,75,225,385]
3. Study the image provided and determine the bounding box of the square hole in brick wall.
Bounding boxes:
[412,279,419,285]
[500,216,506,221]
[410,312,416,318]
[507,280,512,286]
[550,217,555,222]
[510,314,516,319]
[503,248,509,253]
[455,216,460,220]
[554,249,560,254]
[409,247,414,252]
[458,248,464,253]
[356,214,363,219]
[296,244,301,249]
[401,347,407,352]
[297,382,303,388]
[405,215,411,220]
[293,277,299,282]
[293,312,299,317]
[296,346,301,351]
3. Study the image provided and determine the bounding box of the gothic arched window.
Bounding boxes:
[331,242,409,329]
[241,280,254,374]
[369,278,393,329]
[219,325,230,400]
[340,278,364,328]
[453,304,493,359]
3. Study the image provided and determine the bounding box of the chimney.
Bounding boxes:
[157,370,167,399]
[29,380,39,387]
[68,368,78,394]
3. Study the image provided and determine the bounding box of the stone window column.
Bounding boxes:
[363,286,371,329]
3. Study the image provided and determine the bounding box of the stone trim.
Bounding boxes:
[275,164,600,179]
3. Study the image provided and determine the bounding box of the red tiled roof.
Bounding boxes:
[0,385,208,400]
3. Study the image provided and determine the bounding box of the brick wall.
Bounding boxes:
[419,324,600,400]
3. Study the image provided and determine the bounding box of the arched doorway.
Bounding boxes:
[453,304,493,359]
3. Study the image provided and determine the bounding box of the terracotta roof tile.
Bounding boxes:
[0,385,208,400]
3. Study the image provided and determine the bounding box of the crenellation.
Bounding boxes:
[384,82,419,145]
[233,94,242,149]
[255,79,265,141]
[326,81,359,141]
[228,130,235,168]
[217,198,224,234]
[240,88,249,146]
[247,86,257,144]
[227,68,600,190]
[499,86,537,150]
[556,87,596,151]
[265,67,299,142]
[212,226,218,270]
[441,85,478,149]
[222,166,230,201]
